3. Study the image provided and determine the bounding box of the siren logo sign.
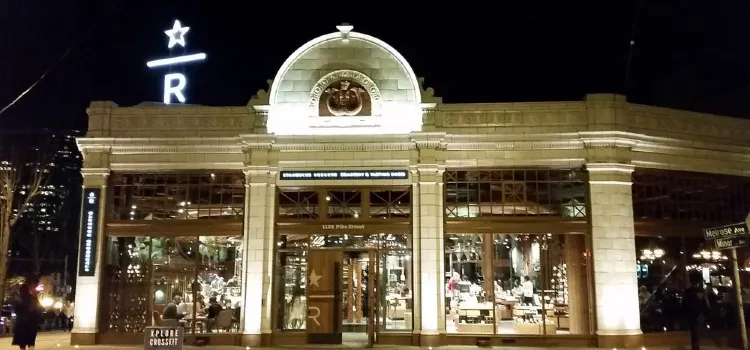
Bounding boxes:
[146,20,207,104]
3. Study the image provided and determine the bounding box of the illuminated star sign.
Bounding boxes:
[146,19,207,104]
[164,20,190,49]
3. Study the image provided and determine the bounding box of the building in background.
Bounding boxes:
[73,25,750,349]
[2,130,83,293]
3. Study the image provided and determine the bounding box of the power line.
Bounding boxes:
[0,1,119,118]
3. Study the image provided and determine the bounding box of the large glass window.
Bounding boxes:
[277,187,412,221]
[101,235,244,335]
[637,236,737,333]
[444,233,591,335]
[110,172,245,221]
[633,169,750,223]
[445,169,586,218]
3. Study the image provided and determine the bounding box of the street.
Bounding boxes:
[0,332,740,350]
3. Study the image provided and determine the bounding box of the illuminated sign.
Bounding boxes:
[146,20,207,104]
[280,170,408,180]
[78,188,100,277]
[144,327,184,350]
[322,224,365,230]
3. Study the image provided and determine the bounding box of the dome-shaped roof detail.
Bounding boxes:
[266,24,423,136]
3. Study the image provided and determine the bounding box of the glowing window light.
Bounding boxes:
[640,248,665,261]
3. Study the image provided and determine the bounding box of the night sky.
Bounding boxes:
[2,0,750,133]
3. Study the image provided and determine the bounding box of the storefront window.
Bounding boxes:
[444,233,590,335]
[632,169,750,223]
[101,237,150,332]
[380,250,412,331]
[444,169,586,218]
[636,236,736,332]
[276,251,307,330]
[110,172,245,221]
[101,235,244,334]
[278,190,319,220]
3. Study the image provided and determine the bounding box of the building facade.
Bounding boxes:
[72,25,750,348]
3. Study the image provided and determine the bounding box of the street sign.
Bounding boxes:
[144,326,183,350]
[703,221,750,350]
[703,222,749,241]
[714,236,749,250]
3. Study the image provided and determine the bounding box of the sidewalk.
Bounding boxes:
[0,332,740,350]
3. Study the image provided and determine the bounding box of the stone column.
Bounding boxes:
[587,163,642,348]
[71,169,109,346]
[415,164,445,346]
[240,166,276,347]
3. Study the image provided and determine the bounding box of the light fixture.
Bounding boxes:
[640,248,665,261]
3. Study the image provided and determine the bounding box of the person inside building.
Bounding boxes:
[205,296,223,332]
[162,295,184,320]
[522,276,534,305]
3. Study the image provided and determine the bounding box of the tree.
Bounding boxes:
[0,143,49,303]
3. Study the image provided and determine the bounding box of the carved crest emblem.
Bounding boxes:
[308,70,380,117]
[324,80,366,116]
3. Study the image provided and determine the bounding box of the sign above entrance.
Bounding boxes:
[280,170,408,181]
[146,19,207,104]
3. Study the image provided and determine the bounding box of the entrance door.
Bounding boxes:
[366,249,379,347]
[307,249,343,344]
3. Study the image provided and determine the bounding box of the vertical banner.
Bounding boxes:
[78,188,101,277]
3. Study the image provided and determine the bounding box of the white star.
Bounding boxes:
[309,269,322,288]
[164,20,190,49]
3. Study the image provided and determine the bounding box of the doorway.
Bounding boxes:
[306,249,379,346]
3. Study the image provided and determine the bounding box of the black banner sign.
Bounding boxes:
[78,188,100,277]
[280,170,409,181]
[703,222,749,241]
[144,326,183,350]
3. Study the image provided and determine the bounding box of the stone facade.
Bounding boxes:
[73,25,750,348]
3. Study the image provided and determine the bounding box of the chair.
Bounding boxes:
[153,310,180,327]
[152,311,163,326]
[214,310,233,332]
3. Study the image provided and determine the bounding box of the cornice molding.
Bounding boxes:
[277,159,411,167]
[81,168,111,178]
[445,158,586,168]
[445,140,583,151]
[73,130,750,169]
[111,145,243,154]
[411,132,447,150]
[585,162,635,174]
[110,162,244,171]
[273,142,415,151]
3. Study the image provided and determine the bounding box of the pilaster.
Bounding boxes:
[586,162,642,348]
[414,164,445,346]
[240,165,276,347]
[71,168,110,346]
